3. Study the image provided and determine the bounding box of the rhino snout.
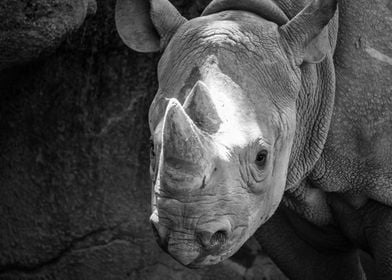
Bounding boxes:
[196,229,228,251]
[150,215,232,266]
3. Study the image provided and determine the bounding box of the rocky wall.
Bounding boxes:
[0,1,286,279]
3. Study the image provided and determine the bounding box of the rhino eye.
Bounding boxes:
[255,150,268,168]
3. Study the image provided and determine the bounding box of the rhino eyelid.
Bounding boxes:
[249,163,266,184]
[256,137,272,147]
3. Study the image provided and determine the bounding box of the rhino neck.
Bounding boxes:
[268,0,338,189]
[285,52,336,189]
[283,9,338,224]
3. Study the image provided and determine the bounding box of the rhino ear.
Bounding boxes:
[115,0,187,53]
[279,0,337,65]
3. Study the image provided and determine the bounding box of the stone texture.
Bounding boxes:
[0,0,286,279]
[0,0,97,70]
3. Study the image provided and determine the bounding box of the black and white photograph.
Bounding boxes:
[0,0,391,279]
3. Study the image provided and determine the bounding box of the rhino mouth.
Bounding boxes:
[151,214,247,267]
[153,231,234,267]
[187,248,235,268]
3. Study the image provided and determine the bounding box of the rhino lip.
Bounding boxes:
[186,261,204,269]
[187,245,232,267]
[157,232,231,268]
[187,253,227,268]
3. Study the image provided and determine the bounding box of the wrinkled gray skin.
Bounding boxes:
[116,0,392,279]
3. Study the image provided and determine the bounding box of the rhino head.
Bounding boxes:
[116,0,337,267]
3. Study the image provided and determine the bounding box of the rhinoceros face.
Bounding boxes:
[116,0,336,268]
[147,13,300,266]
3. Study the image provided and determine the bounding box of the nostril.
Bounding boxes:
[210,230,228,247]
[197,229,228,250]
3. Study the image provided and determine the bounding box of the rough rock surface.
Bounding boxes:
[0,0,97,70]
[0,0,286,279]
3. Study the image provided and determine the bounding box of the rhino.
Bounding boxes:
[115,0,392,278]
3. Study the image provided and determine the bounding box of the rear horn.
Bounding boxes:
[183,81,222,134]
